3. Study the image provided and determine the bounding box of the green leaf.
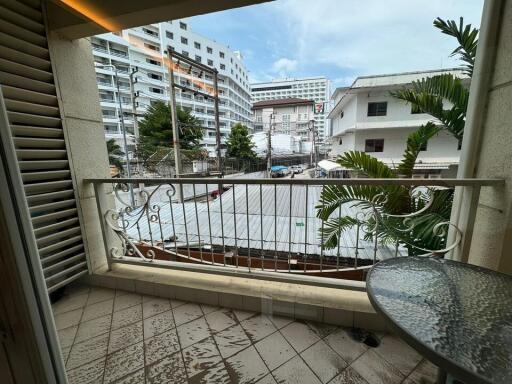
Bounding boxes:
[433,17,478,76]
[336,151,396,178]
[319,216,360,249]
[397,122,441,177]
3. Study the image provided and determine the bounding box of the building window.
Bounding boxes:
[220,64,225,70]
[339,138,343,145]
[150,87,163,94]
[148,73,162,80]
[367,102,387,116]
[166,31,173,39]
[146,58,161,66]
[182,51,189,57]
[365,139,384,152]
[207,59,213,66]
[219,51,225,58]
[181,37,188,45]
[180,22,187,30]
[142,28,158,37]
[207,47,213,54]
[144,43,159,51]
[194,42,201,49]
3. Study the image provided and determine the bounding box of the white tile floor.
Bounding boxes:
[52,284,438,384]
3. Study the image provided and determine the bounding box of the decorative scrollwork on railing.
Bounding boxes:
[345,186,462,257]
[104,183,177,261]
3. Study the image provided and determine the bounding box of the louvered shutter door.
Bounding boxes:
[0,0,88,292]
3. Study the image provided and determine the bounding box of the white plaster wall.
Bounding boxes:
[331,96,357,137]
[352,128,460,161]
[355,90,430,125]
[466,0,512,274]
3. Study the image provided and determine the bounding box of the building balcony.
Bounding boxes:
[49,176,504,383]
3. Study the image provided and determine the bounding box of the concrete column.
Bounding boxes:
[463,0,512,273]
[46,27,113,273]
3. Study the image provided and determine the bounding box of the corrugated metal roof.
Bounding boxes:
[123,184,403,260]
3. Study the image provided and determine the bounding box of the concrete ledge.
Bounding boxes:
[80,264,389,332]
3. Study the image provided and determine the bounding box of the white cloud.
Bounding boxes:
[272,57,298,76]
[270,0,484,79]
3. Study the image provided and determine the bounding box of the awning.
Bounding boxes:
[318,160,345,172]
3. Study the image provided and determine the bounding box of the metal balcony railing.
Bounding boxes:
[87,177,503,288]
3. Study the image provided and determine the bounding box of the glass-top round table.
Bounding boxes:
[366,256,512,384]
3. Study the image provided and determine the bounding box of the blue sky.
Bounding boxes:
[187,0,484,88]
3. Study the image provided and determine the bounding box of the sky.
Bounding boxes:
[186,0,484,89]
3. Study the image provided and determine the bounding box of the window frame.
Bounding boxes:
[365,138,385,152]
[367,102,388,117]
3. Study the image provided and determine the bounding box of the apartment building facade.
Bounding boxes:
[251,77,330,145]
[328,69,466,178]
[91,20,252,157]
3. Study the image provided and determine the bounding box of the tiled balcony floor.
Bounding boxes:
[52,284,438,384]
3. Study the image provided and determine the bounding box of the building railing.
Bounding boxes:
[87,177,503,288]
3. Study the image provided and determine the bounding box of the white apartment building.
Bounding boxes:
[91,20,252,157]
[251,77,330,145]
[251,98,314,156]
[252,98,314,137]
[328,69,467,178]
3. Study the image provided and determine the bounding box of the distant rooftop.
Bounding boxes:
[352,68,466,88]
[252,98,315,109]
[330,68,468,102]
[251,76,328,86]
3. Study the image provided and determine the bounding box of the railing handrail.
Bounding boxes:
[86,177,505,187]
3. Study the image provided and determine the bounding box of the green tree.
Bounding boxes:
[137,101,203,161]
[106,138,124,170]
[391,17,478,142]
[225,123,256,160]
[316,123,453,254]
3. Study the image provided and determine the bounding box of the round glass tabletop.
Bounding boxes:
[366,256,512,384]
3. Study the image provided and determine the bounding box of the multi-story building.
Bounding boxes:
[251,98,314,156]
[252,98,314,138]
[91,20,252,157]
[328,69,467,178]
[251,77,331,145]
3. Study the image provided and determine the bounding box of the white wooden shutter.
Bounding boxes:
[0,0,88,292]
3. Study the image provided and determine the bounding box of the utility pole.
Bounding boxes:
[129,67,139,137]
[212,69,222,174]
[167,49,183,202]
[267,113,274,178]
[129,67,140,175]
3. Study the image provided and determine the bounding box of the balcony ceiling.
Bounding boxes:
[47,0,272,39]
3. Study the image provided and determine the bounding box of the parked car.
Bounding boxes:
[290,165,303,174]
[271,165,289,178]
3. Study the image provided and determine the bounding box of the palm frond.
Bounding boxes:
[433,17,478,76]
[337,151,396,178]
[390,77,466,141]
[397,122,441,177]
[319,216,360,249]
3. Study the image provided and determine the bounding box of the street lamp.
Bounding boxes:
[95,63,135,206]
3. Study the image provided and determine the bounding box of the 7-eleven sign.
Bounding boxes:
[314,102,325,114]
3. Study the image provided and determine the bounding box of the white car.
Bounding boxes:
[290,165,304,174]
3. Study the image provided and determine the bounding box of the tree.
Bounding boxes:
[225,123,256,160]
[390,17,478,142]
[137,101,203,161]
[316,123,453,254]
[106,138,124,170]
